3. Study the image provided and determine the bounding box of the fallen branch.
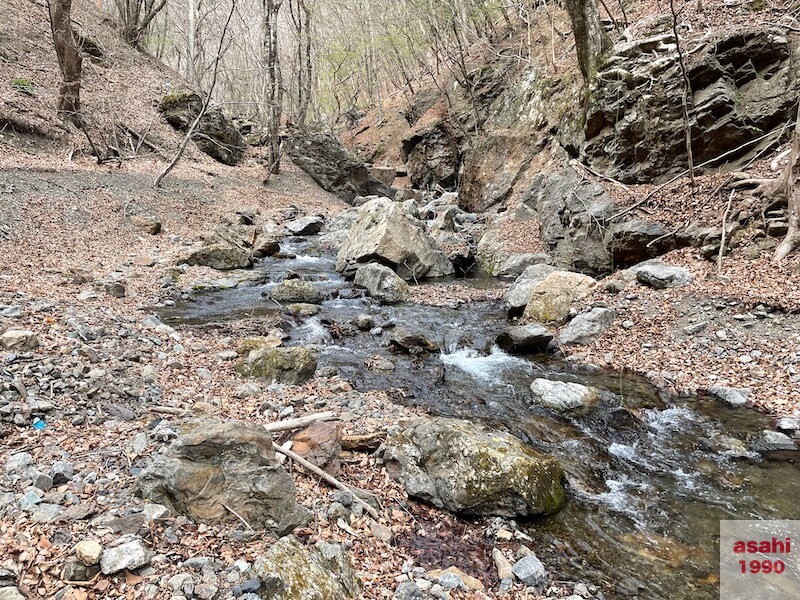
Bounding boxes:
[263,411,337,432]
[717,190,735,275]
[273,442,380,518]
[148,405,189,416]
[223,502,255,531]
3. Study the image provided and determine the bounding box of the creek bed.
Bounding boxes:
[160,238,800,599]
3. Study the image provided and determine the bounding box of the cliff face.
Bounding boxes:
[342,7,798,215]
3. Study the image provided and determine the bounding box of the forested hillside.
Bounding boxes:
[2,0,800,599]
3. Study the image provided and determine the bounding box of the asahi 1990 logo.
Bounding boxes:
[721,521,800,598]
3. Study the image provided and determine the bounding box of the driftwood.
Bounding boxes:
[263,411,338,432]
[273,442,380,519]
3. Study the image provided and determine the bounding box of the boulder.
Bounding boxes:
[522,271,596,325]
[336,198,454,280]
[354,263,410,304]
[384,417,565,517]
[129,214,161,235]
[529,379,600,413]
[284,126,391,203]
[99,538,152,575]
[290,422,342,475]
[205,223,257,248]
[522,168,689,273]
[253,535,361,600]
[160,91,244,165]
[0,589,25,600]
[285,216,325,236]
[271,279,325,304]
[0,330,38,351]
[503,264,559,314]
[634,263,693,289]
[707,386,751,407]
[180,244,252,271]
[496,324,553,353]
[137,419,311,535]
[389,328,438,353]
[512,554,547,588]
[558,307,617,346]
[235,347,317,385]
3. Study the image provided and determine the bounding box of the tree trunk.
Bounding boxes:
[773,111,800,262]
[564,0,611,83]
[264,0,284,177]
[47,0,83,125]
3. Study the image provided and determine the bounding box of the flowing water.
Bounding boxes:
[160,238,800,599]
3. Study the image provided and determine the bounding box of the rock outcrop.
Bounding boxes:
[384,417,565,517]
[160,91,244,165]
[336,198,454,280]
[137,420,311,535]
[284,127,392,203]
[584,30,798,182]
[401,119,460,191]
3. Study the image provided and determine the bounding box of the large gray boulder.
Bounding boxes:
[253,535,361,600]
[160,91,244,165]
[354,263,410,304]
[137,420,310,535]
[235,346,317,385]
[336,198,454,280]
[558,307,617,346]
[384,418,565,517]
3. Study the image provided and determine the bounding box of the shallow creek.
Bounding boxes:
[159,238,800,599]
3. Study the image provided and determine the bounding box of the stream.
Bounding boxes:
[159,237,800,599]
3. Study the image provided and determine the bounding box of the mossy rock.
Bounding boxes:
[235,347,317,385]
[159,90,245,166]
[384,417,565,517]
[253,535,361,600]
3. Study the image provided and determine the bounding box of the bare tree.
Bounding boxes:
[47,0,83,125]
[563,0,611,82]
[155,0,238,187]
[115,0,168,47]
[263,0,285,177]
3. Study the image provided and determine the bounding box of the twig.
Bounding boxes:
[273,442,380,518]
[223,502,255,531]
[717,190,735,275]
[148,406,189,416]
[570,159,631,192]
